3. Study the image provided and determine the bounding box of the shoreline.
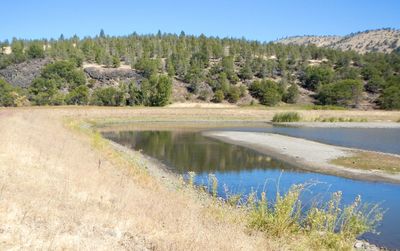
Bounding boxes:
[276,122,400,128]
[204,131,400,184]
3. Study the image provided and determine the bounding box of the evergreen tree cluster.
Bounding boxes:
[1,30,399,109]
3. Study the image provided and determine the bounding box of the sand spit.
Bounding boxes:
[204,131,400,183]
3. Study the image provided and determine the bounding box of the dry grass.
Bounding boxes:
[0,106,398,250]
[331,151,400,173]
[0,107,281,250]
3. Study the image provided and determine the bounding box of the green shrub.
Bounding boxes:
[28,78,59,105]
[272,112,301,122]
[283,84,299,104]
[66,85,89,105]
[0,79,17,106]
[134,58,161,78]
[380,79,400,110]
[40,60,86,90]
[112,56,121,68]
[26,42,45,59]
[147,75,172,106]
[305,192,383,249]
[227,85,240,103]
[187,173,383,250]
[90,87,125,106]
[213,90,224,103]
[248,186,303,236]
[303,65,335,91]
[127,82,143,106]
[249,79,282,106]
[247,186,383,249]
[317,79,363,107]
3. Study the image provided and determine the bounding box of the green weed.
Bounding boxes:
[272,112,301,122]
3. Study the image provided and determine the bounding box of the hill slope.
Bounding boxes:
[277,29,400,53]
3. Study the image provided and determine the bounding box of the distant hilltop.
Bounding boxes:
[276,28,400,54]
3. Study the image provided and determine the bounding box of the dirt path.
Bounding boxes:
[0,109,273,250]
[204,131,400,183]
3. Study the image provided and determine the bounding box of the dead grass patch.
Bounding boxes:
[331,151,400,173]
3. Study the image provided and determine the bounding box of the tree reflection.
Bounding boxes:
[104,130,296,174]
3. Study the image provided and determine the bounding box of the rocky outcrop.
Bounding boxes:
[0,58,51,88]
[84,66,142,87]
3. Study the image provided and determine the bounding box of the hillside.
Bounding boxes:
[277,29,400,53]
[1,30,400,110]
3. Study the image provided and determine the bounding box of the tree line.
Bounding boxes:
[0,30,399,109]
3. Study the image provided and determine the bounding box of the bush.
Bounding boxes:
[272,112,301,122]
[193,173,383,250]
[246,186,383,249]
[365,76,385,93]
[238,63,253,80]
[249,79,282,106]
[28,78,59,105]
[90,87,125,106]
[227,86,240,103]
[66,85,89,105]
[112,56,121,68]
[140,75,173,106]
[247,186,302,236]
[317,79,363,107]
[26,42,45,59]
[380,76,400,110]
[135,58,161,78]
[283,84,299,104]
[213,90,224,103]
[127,81,143,106]
[304,192,383,249]
[303,65,335,91]
[0,79,17,106]
[40,60,86,90]
[148,75,172,106]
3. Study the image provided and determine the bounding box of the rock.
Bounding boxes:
[354,240,381,251]
[354,240,364,249]
[0,58,51,88]
[84,67,142,81]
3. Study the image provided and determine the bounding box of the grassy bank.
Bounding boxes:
[332,151,400,174]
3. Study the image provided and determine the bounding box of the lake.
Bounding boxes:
[103,124,400,249]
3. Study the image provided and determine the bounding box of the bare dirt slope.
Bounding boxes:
[0,108,273,250]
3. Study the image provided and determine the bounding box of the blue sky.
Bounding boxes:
[1,0,399,42]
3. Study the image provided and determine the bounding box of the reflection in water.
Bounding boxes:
[104,130,297,174]
[103,129,400,249]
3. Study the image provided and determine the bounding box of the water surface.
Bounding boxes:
[217,126,400,154]
[103,126,400,249]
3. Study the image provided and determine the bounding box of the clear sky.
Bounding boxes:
[1,0,399,42]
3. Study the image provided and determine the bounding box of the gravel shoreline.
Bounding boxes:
[276,122,400,128]
[204,131,400,183]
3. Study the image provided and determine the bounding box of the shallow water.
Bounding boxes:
[103,126,400,249]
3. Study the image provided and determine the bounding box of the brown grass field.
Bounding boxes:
[1,106,399,250]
